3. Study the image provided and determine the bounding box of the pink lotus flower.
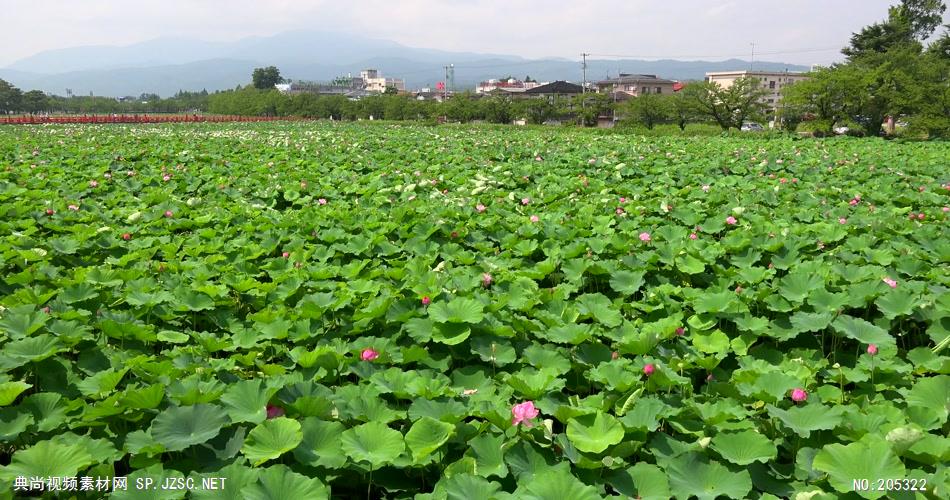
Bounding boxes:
[282,251,290,258]
[689,233,698,240]
[476,203,486,213]
[919,186,926,192]
[361,348,379,361]
[530,215,539,223]
[266,405,285,419]
[45,208,55,215]
[838,218,847,224]
[164,210,174,218]
[675,327,685,336]
[706,373,715,382]
[639,232,651,242]
[725,216,737,225]
[589,158,597,164]
[89,180,98,188]
[702,185,710,192]
[619,197,626,203]
[867,344,878,356]
[615,207,625,215]
[791,388,807,402]
[643,363,655,376]
[511,401,540,427]
[421,296,431,307]
[535,155,543,161]
[611,351,619,360]
[127,170,135,177]
[103,172,112,179]
[300,181,307,188]
[121,233,132,241]
[780,178,787,184]
[883,277,898,288]
[735,286,744,293]
[849,199,859,206]
[917,213,925,220]
[521,197,530,205]
[942,206,949,213]
[68,204,79,211]
[792,178,798,183]
[482,273,493,287]
[318,198,327,205]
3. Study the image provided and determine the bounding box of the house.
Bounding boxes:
[595,74,676,98]
[521,81,584,98]
[476,78,542,95]
[705,70,808,110]
[360,69,406,93]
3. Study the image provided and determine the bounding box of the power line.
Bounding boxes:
[586,45,843,60]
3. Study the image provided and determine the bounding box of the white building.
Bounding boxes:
[360,69,406,93]
[705,70,808,109]
[475,78,541,95]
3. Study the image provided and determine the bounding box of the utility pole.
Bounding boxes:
[581,53,589,94]
[750,43,756,71]
[443,65,450,101]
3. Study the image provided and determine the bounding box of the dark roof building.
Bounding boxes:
[595,74,677,97]
[524,80,584,96]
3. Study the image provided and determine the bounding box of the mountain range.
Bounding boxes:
[0,30,810,97]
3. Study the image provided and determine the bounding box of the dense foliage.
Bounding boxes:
[0,122,948,499]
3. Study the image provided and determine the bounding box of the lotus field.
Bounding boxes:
[1,122,950,499]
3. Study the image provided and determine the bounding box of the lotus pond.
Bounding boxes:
[0,122,948,499]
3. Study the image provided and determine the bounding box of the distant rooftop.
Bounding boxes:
[596,74,675,85]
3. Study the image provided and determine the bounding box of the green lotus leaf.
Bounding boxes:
[436,474,504,500]
[766,404,844,437]
[428,297,484,324]
[516,469,602,500]
[220,379,277,424]
[0,381,32,406]
[813,435,906,498]
[293,418,346,469]
[0,439,94,482]
[242,417,303,466]
[667,452,752,500]
[149,404,230,452]
[710,430,778,465]
[405,416,455,463]
[242,464,329,500]
[831,315,895,348]
[340,421,405,468]
[566,411,624,454]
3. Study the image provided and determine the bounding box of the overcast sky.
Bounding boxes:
[1,0,915,66]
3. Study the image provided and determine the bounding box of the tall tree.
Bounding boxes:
[21,90,49,114]
[620,93,670,129]
[0,79,23,114]
[252,66,285,90]
[682,77,768,130]
[843,0,946,58]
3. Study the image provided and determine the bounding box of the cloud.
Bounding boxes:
[1,0,902,67]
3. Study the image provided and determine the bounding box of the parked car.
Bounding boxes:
[741,122,764,132]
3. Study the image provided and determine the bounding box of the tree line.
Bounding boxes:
[0,81,212,115]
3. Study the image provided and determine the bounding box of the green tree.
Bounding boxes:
[515,98,555,125]
[21,90,49,114]
[620,93,671,129]
[481,96,514,124]
[0,79,23,114]
[572,93,613,127]
[383,86,399,95]
[682,77,768,130]
[843,0,946,58]
[668,91,698,131]
[252,66,285,90]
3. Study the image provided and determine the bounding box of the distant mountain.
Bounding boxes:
[1,31,809,97]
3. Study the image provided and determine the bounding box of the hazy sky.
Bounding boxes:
[1,0,914,66]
